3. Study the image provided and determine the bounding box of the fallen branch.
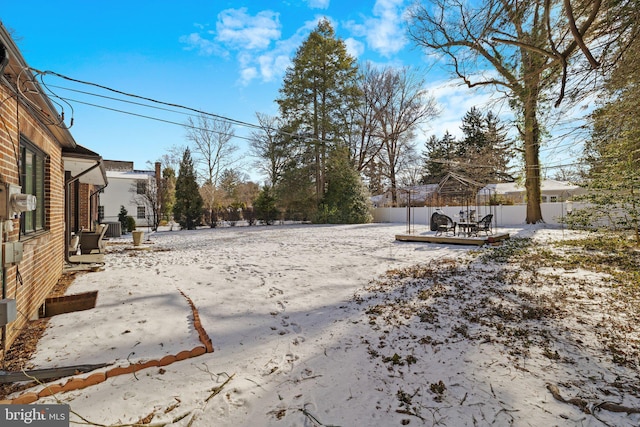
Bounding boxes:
[205,373,235,403]
[546,383,640,415]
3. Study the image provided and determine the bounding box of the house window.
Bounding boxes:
[137,181,147,195]
[137,206,146,219]
[20,137,46,234]
[550,196,558,203]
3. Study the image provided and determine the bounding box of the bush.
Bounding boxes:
[126,216,137,232]
[317,148,372,224]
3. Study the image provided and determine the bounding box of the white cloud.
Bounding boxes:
[240,67,259,86]
[215,8,281,50]
[307,0,330,9]
[363,0,408,57]
[179,32,227,57]
[344,37,365,58]
[180,8,281,57]
[237,18,320,85]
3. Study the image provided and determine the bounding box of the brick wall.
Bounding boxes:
[0,82,66,358]
[70,183,101,231]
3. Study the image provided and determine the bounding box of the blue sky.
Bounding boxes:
[2,0,575,183]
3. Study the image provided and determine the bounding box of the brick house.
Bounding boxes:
[0,22,107,357]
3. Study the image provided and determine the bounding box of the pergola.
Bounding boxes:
[434,172,496,224]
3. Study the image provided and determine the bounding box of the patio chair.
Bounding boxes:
[79,224,108,254]
[68,233,81,257]
[471,214,493,236]
[433,213,457,236]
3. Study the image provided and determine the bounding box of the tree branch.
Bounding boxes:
[562,0,602,68]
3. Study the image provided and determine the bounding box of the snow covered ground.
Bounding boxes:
[11,223,640,426]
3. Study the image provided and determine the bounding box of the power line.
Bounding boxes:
[31,69,332,146]
[44,83,194,119]
[57,97,257,143]
[32,68,266,132]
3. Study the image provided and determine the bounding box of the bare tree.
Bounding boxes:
[157,145,187,174]
[185,114,239,226]
[129,175,160,231]
[371,66,439,205]
[538,0,639,106]
[408,0,640,222]
[408,1,569,222]
[348,62,386,172]
[249,113,295,188]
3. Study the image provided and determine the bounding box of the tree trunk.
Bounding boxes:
[522,61,544,224]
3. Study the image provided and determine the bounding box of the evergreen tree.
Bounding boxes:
[458,107,487,157]
[253,186,280,225]
[275,162,316,221]
[160,167,176,222]
[276,18,361,206]
[118,206,129,234]
[173,148,203,230]
[317,148,372,224]
[421,132,457,183]
[456,108,513,183]
[568,38,640,244]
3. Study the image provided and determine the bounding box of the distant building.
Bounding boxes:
[100,161,160,227]
[478,180,586,204]
[371,185,440,207]
[373,179,586,208]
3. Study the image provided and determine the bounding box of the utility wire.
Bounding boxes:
[31,69,328,145]
[32,68,265,131]
[59,97,256,143]
[44,83,195,118]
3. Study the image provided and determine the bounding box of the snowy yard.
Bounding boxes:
[7,223,640,426]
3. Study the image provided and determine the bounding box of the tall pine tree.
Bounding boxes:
[421,132,457,184]
[173,148,203,230]
[456,108,513,183]
[276,19,361,207]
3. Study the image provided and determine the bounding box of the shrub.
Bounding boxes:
[126,216,137,232]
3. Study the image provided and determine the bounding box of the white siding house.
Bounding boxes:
[100,160,158,227]
[478,179,586,204]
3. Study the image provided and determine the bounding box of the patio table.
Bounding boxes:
[457,222,477,237]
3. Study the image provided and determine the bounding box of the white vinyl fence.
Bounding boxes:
[373,202,582,227]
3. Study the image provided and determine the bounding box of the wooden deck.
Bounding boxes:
[395,232,510,246]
